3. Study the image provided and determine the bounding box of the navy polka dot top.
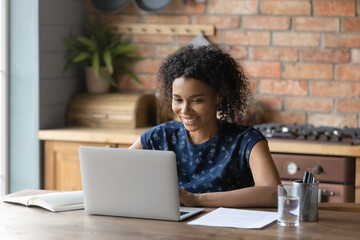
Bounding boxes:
[140,121,266,193]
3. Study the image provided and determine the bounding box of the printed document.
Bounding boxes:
[188,207,278,229]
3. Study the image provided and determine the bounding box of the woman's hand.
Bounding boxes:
[179,188,199,207]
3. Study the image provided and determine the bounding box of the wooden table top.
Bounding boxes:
[1,190,360,240]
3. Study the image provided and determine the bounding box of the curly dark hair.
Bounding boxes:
[157,44,252,122]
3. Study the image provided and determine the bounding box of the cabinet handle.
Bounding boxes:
[321,189,335,196]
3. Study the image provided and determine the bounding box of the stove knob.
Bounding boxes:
[285,162,298,175]
[312,165,323,175]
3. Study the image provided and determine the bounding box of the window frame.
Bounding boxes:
[0,0,9,195]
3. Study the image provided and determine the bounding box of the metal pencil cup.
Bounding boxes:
[292,180,319,222]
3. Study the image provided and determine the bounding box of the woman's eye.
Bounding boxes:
[173,98,182,102]
[192,99,203,103]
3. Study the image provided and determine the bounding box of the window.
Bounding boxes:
[0,0,9,195]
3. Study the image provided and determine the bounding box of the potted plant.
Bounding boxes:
[63,17,142,93]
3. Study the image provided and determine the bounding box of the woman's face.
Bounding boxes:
[172,77,219,134]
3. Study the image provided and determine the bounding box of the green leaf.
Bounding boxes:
[105,35,122,51]
[62,37,77,51]
[77,36,97,51]
[99,69,117,87]
[121,66,142,84]
[74,52,91,62]
[103,50,113,74]
[112,44,139,55]
[92,52,100,77]
[113,56,143,67]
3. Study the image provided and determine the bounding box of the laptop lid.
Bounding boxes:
[79,146,203,221]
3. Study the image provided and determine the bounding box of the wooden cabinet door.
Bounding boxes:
[44,141,119,191]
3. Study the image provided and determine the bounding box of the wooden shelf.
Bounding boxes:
[110,23,215,36]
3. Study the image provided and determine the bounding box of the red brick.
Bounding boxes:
[250,79,259,93]
[342,18,360,32]
[273,33,321,47]
[251,47,298,61]
[262,111,306,125]
[352,49,360,63]
[301,49,350,63]
[337,99,360,113]
[243,62,281,78]
[294,17,339,32]
[224,31,270,45]
[257,96,283,111]
[285,98,333,112]
[138,45,155,58]
[260,79,308,95]
[311,82,360,97]
[243,16,290,30]
[156,46,179,58]
[178,33,221,45]
[134,59,162,74]
[162,1,205,14]
[117,74,157,91]
[308,114,357,128]
[261,0,311,16]
[145,16,190,24]
[324,34,360,48]
[314,1,356,17]
[337,65,360,81]
[283,63,333,80]
[132,34,174,44]
[208,0,258,14]
[229,46,248,60]
[194,16,240,29]
[101,15,141,24]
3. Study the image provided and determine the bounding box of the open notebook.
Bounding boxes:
[3,191,84,212]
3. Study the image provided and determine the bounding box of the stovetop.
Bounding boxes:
[253,123,360,145]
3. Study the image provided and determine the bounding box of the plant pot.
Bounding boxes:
[85,67,111,93]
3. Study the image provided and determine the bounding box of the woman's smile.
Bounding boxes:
[180,116,200,125]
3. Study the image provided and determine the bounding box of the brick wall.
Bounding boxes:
[86,0,360,128]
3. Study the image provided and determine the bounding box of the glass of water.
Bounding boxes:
[277,184,300,227]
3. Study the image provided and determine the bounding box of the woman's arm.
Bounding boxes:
[179,140,281,208]
[129,137,142,149]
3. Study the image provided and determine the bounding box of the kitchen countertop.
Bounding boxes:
[38,127,150,145]
[39,127,360,157]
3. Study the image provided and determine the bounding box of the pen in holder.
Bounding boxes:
[292,180,319,222]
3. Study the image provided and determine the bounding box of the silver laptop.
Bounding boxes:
[79,146,203,221]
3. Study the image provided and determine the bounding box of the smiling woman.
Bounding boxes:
[130,45,281,208]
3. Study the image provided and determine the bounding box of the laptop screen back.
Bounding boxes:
[79,146,181,221]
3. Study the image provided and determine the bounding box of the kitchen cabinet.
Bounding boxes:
[39,127,148,191]
[268,140,360,203]
[39,128,360,203]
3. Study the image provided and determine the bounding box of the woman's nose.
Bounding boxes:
[181,102,190,114]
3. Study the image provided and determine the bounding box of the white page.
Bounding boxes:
[3,191,84,212]
[38,191,83,207]
[188,207,278,229]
